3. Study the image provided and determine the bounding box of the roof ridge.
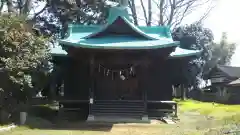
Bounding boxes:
[83,16,158,40]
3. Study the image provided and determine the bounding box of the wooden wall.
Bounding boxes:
[145,59,172,100]
[63,57,90,100]
[59,47,176,102]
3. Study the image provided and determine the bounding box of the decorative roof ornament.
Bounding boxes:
[105,1,118,6]
[106,0,132,23]
[118,0,128,8]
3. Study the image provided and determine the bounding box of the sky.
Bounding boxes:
[182,0,240,66]
[130,0,240,66]
[210,0,240,67]
[214,0,240,67]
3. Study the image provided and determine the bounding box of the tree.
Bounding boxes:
[0,0,216,36]
[172,23,214,88]
[0,15,50,116]
[211,32,236,65]
[202,32,237,80]
[1,0,34,15]
[129,0,216,28]
[40,0,110,38]
[0,0,110,39]
[172,24,237,90]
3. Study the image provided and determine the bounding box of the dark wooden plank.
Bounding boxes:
[95,100,143,103]
[59,100,88,103]
[148,109,175,112]
[60,108,83,111]
[147,100,176,104]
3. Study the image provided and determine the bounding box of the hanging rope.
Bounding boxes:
[98,64,136,80]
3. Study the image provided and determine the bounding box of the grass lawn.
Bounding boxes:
[175,99,240,124]
[176,99,240,115]
[0,125,11,128]
[1,99,240,135]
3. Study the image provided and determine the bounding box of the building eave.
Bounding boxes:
[169,47,202,59]
[58,39,179,50]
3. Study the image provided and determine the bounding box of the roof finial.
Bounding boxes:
[106,0,131,23]
[119,0,128,8]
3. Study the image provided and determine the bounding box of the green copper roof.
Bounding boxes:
[51,44,201,58]
[58,5,178,50]
[60,36,178,49]
[65,24,172,40]
[59,17,177,49]
[54,5,201,57]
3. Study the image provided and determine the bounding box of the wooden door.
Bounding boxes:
[95,74,141,100]
[116,77,141,100]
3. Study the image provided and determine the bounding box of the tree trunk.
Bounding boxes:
[22,0,32,15]
[158,0,165,25]
[0,109,9,124]
[147,0,152,26]
[0,0,4,15]
[6,0,15,14]
[140,0,148,25]
[128,0,138,25]
[180,84,186,100]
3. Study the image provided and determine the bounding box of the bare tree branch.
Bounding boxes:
[22,0,33,14]
[32,4,48,20]
[147,0,152,26]
[128,0,138,25]
[133,0,215,28]
[167,0,176,25]
[172,0,195,27]
[197,3,216,23]
[159,0,165,25]
[140,0,148,25]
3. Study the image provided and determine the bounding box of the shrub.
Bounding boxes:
[0,15,50,121]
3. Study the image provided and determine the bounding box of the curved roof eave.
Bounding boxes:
[51,53,67,56]
[169,47,202,58]
[58,40,179,50]
[50,44,67,56]
[83,16,159,40]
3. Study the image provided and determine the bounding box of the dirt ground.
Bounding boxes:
[2,112,240,135]
[2,100,240,135]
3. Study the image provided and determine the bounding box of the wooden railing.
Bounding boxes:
[31,97,178,117]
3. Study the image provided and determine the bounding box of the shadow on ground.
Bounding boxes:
[23,106,151,132]
[26,120,115,132]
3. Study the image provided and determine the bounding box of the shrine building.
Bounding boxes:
[50,0,201,121]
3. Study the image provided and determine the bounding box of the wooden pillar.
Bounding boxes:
[87,54,95,121]
[140,65,148,121]
[180,84,186,100]
[180,59,187,100]
[49,64,59,100]
[142,85,148,121]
